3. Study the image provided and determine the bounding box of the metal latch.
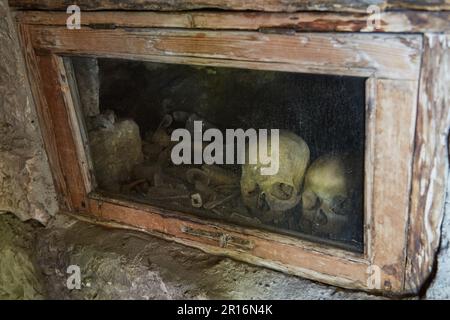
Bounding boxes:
[181,225,254,251]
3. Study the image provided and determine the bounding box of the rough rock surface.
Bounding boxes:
[0,0,57,223]
[0,214,45,299]
[36,215,381,300]
[0,213,382,300]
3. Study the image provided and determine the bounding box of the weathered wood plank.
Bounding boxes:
[28,26,422,80]
[16,24,72,210]
[405,34,450,294]
[369,79,418,292]
[15,10,450,33]
[35,55,88,211]
[57,58,95,194]
[8,0,450,13]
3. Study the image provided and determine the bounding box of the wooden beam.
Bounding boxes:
[35,54,89,211]
[15,10,450,33]
[405,34,450,294]
[28,26,422,80]
[8,0,450,13]
[16,24,72,210]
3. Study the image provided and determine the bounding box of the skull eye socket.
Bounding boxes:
[330,195,349,215]
[270,183,294,200]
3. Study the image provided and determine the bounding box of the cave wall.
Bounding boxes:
[0,0,449,298]
[0,0,57,224]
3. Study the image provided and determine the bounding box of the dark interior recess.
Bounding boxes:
[73,57,366,252]
[99,60,365,160]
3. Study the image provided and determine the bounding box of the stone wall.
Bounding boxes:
[0,0,57,224]
[0,214,44,299]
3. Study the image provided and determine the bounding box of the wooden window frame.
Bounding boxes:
[16,11,442,295]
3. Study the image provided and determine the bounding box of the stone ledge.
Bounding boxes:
[0,213,382,299]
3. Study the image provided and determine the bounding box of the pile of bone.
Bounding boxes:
[88,110,360,239]
[124,112,263,226]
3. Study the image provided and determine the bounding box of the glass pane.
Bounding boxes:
[70,57,365,252]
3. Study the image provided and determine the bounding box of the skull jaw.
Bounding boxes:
[242,180,300,211]
[266,193,301,212]
[301,188,352,227]
[299,205,349,238]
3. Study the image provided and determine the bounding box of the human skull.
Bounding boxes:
[300,154,358,237]
[240,131,310,218]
